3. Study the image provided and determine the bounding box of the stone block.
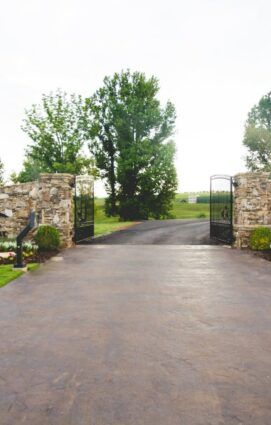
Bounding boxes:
[0,193,9,200]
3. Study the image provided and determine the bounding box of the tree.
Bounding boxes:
[10,158,42,183]
[21,90,96,180]
[243,91,271,171]
[86,84,118,215]
[88,70,177,220]
[0,158,4,186]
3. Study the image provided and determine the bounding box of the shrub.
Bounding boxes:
[34,225,60,251]
[250,227,271,251]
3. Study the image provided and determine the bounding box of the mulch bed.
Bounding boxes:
[252,250,271,262]
[0,250,60,265]
[33,250,60,263]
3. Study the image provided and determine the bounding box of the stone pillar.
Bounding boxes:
[0,173,75,248]
[37,174,75,247]
[0,181,39,239]
[233,172,271,248]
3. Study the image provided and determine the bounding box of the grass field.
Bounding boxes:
[173,192,210,202]
[94,195,210,237]
[0,263,39,288]
[94,198,137,236]
[172,194,210,219]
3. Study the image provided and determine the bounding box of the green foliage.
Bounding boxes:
[170,201,210,219]
[243,91,271,171]
[0,264,39,288]
[20,90,97,181]
[87,82,118,215]
[88,70,178,220]
[0,158,4,186]
[197,213,207,218]
[250,227,271,251]
[0,240,38,254]
[10,158,42,183]
[34,225,60,251]
[0,265,23,287]
[94,197,135,236]
[27,263,39,271]
[0,240,37,264]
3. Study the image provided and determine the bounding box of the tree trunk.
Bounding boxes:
[108,145,117,216]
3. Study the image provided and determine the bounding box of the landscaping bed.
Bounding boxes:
[0,240,58,265]
[0,225,61,287]
[249,227,271,262]
[252,250,271,262]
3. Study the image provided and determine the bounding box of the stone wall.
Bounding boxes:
[233,172,271,248]
[0,180,38,239]
[0,173,75,247]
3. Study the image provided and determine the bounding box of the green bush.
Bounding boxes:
[250,227,271,251]
[34,225,60,251]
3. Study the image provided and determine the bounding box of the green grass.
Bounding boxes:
[27,263,40,271]
[170,194,210,219]
[94,198,137,237]
[0,263,39,288]
[173,192,210,202]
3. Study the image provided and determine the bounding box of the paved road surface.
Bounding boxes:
[1,244,271,425]
[93,219,214,245]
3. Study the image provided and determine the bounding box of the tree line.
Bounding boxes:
[6,70,178,221]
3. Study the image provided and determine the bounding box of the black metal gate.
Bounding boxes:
[74,175,94,244]
[210,175,233,244]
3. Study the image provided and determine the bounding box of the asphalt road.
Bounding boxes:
[93,219,214,245]
[1,245,271,424]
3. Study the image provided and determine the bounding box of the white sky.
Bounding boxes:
[1,0,271,195]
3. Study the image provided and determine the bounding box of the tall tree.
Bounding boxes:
[20,89,96,180]
[243,91,271,171]
[88,70,177,220]
[86,83,118,215]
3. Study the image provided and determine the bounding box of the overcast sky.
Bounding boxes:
[1,0,271,195]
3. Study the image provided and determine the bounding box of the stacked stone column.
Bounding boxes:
[233,172,271,248]
[0,173,75,247]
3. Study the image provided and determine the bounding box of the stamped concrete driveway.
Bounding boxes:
[1,243,271,425]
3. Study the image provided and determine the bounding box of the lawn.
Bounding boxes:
[94,198,137,236]
[0,263,39,288]
[171,194,210,219]
[94,194,210,237]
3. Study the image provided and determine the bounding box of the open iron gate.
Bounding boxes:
[74,175,94,244]
[210,175,233,244]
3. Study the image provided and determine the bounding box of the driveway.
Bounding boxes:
[93,219,213,244]
[1,244,271,424]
